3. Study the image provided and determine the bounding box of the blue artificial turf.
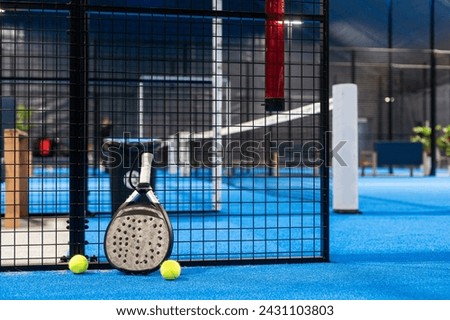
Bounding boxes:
[0,172,449,300]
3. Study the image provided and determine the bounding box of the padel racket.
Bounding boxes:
[104,152,173,273]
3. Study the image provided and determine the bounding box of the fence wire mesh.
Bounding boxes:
[0,0,329,270]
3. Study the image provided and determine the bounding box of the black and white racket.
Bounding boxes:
[104,152,173,273]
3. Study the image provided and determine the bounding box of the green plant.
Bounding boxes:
[410,125,438,155]
[437,125,450,157]
[16,104,32,131]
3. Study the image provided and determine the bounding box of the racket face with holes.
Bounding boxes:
[104,203,173,273]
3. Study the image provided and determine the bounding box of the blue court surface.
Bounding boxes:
[0,170,449,300]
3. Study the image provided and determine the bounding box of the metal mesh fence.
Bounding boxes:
[0,1,329,270]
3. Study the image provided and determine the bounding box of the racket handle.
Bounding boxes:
[139,152,153,187]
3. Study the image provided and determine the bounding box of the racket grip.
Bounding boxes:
[139,152,153,186]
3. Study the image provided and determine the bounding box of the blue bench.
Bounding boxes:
[374,141,423,176]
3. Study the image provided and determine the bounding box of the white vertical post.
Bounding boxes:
[178,131,191,177]
[332,84,359,213]
[168,134,177,175]
[138,81,144,138]
[212,0,223,210]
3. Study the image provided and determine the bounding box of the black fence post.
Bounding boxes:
[429,0,437,176]
[68,0,88,257]
[320,0,330,262]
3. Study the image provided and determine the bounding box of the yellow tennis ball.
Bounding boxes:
[68,254,89,274]
[160,260,181,280]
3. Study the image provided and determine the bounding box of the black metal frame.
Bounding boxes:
[68,0,89,258]
[0,0,329,271]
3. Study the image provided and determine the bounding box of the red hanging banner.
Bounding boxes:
[265,0,285,112]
